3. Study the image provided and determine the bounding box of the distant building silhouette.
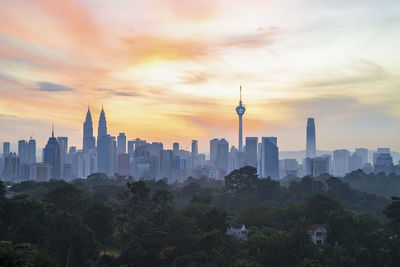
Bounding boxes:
[4,153,19,181]
[333,149,350,177]
[349,153,362,172]
[261,137,279,179]
[18,140,28,164]
[245,137,258,168]
[373,148,393,175]
[355,148,368,166]
[97,106,107,139]
[306,118,316,159]
[27,138,36,164]
[43,127,61,179]
[210,138,219,167]
[215,138,229,179]
[117,133,126,155]
[97,134,114,176]
[3,142,10,158]
[83,107,95,151]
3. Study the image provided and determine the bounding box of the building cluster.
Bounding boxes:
[1,91,400,182]
[280,118,400,178]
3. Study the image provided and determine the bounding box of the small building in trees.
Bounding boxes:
[310,224,327,245]
[226,221,247,240]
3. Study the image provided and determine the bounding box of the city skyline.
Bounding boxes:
[1,0,400,152]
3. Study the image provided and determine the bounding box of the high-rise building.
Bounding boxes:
[117,133,127,155]
[128,141,135,158]
[97,134,114,176]
[373,148,393,175]
[18,140,28,164]
[261,137,279,179]
[210,138,219,167]
[355,148,368,166]
[117,153,130,176]
[283,159,298,177]
[4,153,19,181]
[306,118,316,159]
[191,140,198,168]
[173,142,179,153]
[160,150,174,179]
[245,137,258,168]
[97,106,107,139]
[191,140,198,157]
[235,86,246,151]
[333,149,350,177]
[83,107,95,151]
[215,139,229,179]
[57,137,68,179]
[43,127,61,179]
[27,138,36,164]
[3,142,10,158]
[312,157,330,177]
[349,153,362,172]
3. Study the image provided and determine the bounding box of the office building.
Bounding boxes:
[27,138,36,164]
[4,153,19,181]
[210,138,219,167]
[261,137,279,179]
[283,159,298,177]
[245,137,258,168]
[374,148,393,175]
[215,139,229,179]
[117,133,127,155]
[97,134,114,176]
[355,148,368,167]
[43,127,61,179]
[333,149,350,177]
[349,153,362,172]
[306,118,316,158]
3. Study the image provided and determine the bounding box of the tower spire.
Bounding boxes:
[240,85,242,103]
[52,124,54,138]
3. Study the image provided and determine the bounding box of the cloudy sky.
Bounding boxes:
[1,0,400,153]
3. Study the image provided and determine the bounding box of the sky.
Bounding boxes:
[0,0,400,153]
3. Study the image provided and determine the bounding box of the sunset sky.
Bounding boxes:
[1,0,400,153]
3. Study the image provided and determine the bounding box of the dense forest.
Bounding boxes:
[1,166,400,266]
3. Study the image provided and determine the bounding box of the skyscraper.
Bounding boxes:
[235,86,246,151]
[97,134,114,176]
[215,138,229,179]
[3,142,10,158]
[173,142,179,153]
[98,106,107,139]
[57,137,68,179]
[27,138,36,164]
[43,127,61,179]
[333,149,350,177]
[306,118,316,158]
[261,137,279,179]
[355,148,368,166]
[18,140,28,164]
[83,107,95,151]
[117,133,127,155]
[210,138,219,167]
[245,137,258,168]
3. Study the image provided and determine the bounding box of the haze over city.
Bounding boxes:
[1,0,400,152]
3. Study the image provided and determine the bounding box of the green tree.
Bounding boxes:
[225,166,259,193]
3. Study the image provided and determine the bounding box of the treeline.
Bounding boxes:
[343,170,400,198]
[0,167,399,266]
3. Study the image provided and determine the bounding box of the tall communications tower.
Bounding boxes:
[236,86,246,151]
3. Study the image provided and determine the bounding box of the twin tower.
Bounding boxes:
[83,106,107,151]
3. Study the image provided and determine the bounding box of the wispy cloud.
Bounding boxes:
[33,81,75,92]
